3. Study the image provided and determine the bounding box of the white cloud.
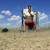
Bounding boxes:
[11,15,22,27]
[16,20,22,27]
[0,15,5,19]
[11,15,21,20]
[1,10,5,14]
[38,11,48,27]
[39,13,48,20]
[37,11,48,21]
[1,10,12,16]
[7,15,22,27]
[10,15,17,20]
[8,15,21,21]
[39,21,50,27]
[7,23,11,26]
[5,10,12,16]
[0,24,2,27]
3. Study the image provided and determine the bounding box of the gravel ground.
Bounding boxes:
[0,30,50,50]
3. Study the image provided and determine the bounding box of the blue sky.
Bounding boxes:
[0,0,50,28]
[0,0,50,14]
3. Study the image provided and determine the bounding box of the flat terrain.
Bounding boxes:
[0,29,50,50]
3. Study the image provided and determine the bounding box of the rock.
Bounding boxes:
[2,28,8,32]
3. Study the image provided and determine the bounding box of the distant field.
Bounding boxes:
[0,29,50,50]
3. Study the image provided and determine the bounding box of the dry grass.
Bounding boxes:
[0,29,50,50]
